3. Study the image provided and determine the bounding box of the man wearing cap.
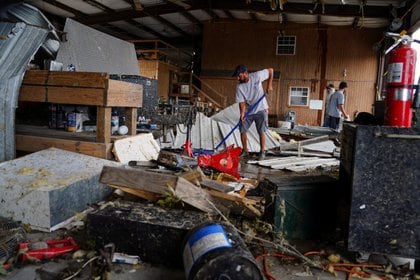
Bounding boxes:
[232,64,274,161]
[323,84,335,127]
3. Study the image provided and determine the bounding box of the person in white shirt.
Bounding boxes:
[232,64,273,160]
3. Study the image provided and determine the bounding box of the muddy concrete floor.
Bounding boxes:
[1,156,416,280]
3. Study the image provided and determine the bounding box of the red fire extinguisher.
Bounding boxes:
[384,38,417,127]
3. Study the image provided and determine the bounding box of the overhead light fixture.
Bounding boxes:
[132,0,143,11]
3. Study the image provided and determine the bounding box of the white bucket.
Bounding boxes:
[277,121,292,129]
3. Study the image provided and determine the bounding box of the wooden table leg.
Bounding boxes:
[97,106,111,143]
[125,107,138,136]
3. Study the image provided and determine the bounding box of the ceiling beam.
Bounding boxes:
[189,0,393,18]
[81,4,185,25]
[126,19,170,40]
[94,23,136,40]
[155,15,191,38]
[120,0,143,11]
[43,0,171,43]
[223,10,235,20]
[205,9,220,20]
[82,0,113,12]
[42,0,89,19]
[181,11,202,32]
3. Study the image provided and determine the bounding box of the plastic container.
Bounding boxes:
[111,110,119,134]
[48,104,57,129]
[182,223,262,280]
[56,106,66,130]
[67,112,77,132]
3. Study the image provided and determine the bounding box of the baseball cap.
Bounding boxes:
[326,84,334,89]
[232,64,248,77]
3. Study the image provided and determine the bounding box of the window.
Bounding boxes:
[276,35,296,55]
[289,87,309,106]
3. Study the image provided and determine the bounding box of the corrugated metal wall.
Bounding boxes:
[200,21,382,126]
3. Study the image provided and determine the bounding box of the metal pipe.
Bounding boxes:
[374,132,420,139]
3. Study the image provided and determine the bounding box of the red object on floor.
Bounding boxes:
[18,237,79,262]
[197,145,242,179]
[182,139,193,157]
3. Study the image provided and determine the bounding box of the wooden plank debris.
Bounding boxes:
[255,156,339,171]
[200,179,234,193]
[109,184,161,201]
[205,189,262,218]
[100,166,262,216]
[174,177,216,213]
[100,166,176,195]
[100,166,216,213]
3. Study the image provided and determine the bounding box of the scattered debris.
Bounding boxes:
[17,237,79,263]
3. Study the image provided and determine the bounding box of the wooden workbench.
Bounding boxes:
[17,70,143,159]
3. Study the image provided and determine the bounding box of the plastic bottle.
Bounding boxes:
[111,110,119,135]
[56,106,66,130]
[67,107,79,132]
[48,104,57,129]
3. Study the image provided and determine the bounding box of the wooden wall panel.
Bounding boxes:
[200,21,383,126]
[202,22,321,80]
[139,60,158,79]
[157,61,178,101]
[325,29,382,116]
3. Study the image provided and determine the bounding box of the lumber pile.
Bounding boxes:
[99,165,263,218]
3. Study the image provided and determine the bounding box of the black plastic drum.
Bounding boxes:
[182,223,263,280]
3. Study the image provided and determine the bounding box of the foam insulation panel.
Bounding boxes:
[0,148,121,231]
[56,18,139,75]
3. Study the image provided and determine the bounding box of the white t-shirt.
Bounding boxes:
[235,69,269,113]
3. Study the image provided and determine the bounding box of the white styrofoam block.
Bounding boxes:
[0,148,121,231]
[112,133,160,164]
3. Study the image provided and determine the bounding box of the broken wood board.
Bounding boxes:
[205,189,262,218]
[279,135,330,151]
[179,167,206,185]
[100,166,215,213]
[112,133,160,164]
[109,184,162,201]
[200,179,234,193]
[100,166,176,194]
[174,177,216,213]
